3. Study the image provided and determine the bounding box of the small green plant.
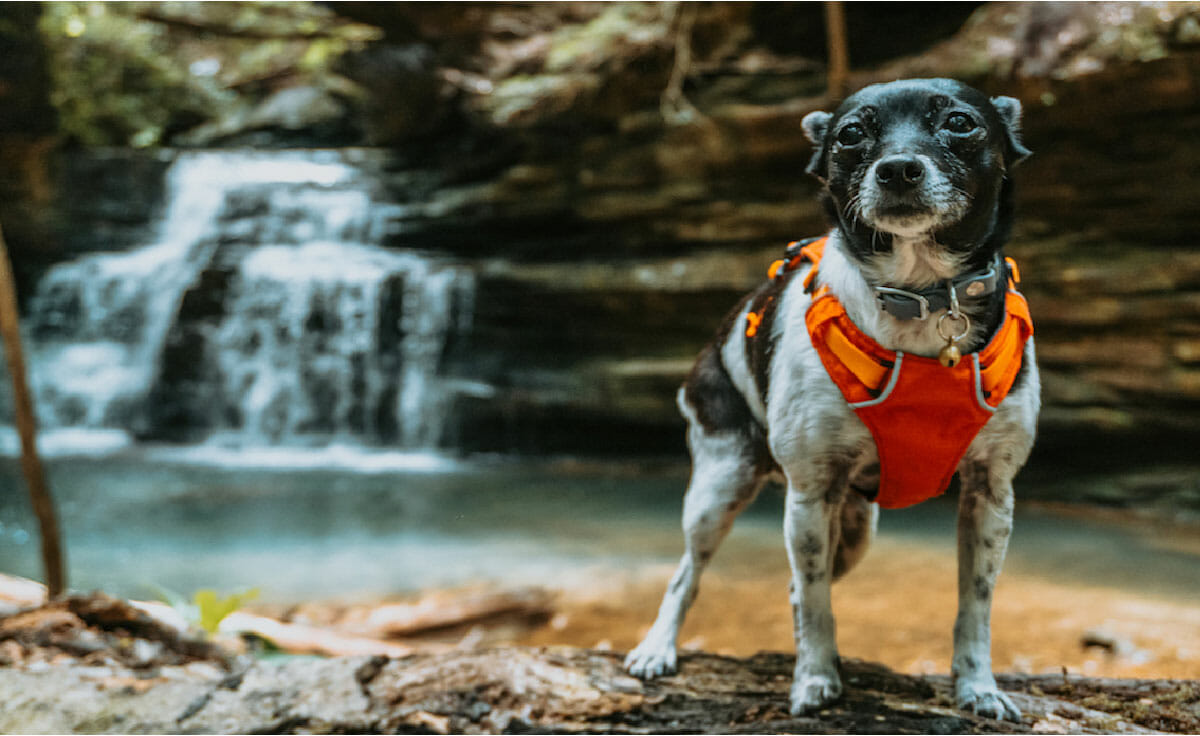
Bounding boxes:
[193,588,260,634]
[153,584,260,636]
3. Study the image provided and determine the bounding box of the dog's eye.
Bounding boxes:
[943,113,977,134]
[836,124,867,146]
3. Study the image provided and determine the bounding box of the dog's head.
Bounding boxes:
[802,78,1031,271]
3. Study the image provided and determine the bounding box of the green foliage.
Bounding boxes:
[193,587,260,634]
[152,584,260,636]
[37,2,380,147]
[39,3,226,146]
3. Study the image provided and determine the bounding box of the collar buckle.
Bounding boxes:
[875,255,1002,321]
[875,287,930,320]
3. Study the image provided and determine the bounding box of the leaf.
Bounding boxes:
[193,588,260,634]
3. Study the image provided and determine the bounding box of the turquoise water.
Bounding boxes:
[1,451,1198,606]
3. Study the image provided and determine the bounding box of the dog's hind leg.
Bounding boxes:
[625,384,766,679]
[831,458,879,581]
[831,488,878,582]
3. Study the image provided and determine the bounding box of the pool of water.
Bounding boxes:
[1,450,1198,608]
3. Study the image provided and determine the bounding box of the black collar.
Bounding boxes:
[874,256,1002,321]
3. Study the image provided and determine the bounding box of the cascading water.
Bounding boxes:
[211,242,468,449]
[11,150,474,458]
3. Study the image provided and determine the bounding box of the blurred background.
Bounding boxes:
[0,1,1197,678]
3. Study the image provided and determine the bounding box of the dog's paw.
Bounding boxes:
[956,680,1022,723]
[624,639,677,679]
[789,671,843,715]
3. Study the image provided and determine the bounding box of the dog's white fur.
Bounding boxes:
[625,224,1040,720]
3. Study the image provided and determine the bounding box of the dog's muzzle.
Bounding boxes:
[858,153,969,232]
[874,155,926,194]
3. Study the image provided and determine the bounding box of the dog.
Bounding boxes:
[624,78,1039,723]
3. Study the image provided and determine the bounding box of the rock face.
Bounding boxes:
[350,1,1200,457]
[6,3,1200,471]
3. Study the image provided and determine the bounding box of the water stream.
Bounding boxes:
[0,456,1197,607]
[10,150,473,455]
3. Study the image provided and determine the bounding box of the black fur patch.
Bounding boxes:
[683,342,754,436]
[681,297,777,475]
[849,460,881,502]
[974,575,991,601]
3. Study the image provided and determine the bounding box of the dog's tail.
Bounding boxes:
[832,491,878,582]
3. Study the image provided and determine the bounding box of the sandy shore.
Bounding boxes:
[518,535,1200,680]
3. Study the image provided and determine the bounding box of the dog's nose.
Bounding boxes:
[875,156,926,192]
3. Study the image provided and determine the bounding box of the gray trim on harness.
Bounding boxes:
[848,352,905,409]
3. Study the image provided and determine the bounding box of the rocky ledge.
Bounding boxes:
[1,589,1198,734]
[3,646,1198,734]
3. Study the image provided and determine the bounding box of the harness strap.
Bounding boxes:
[825,320,889,391]
[806,288,892,395]
[977,290,1033,405]
[806,288,1032,406]
[769,237,828,288]
[786,235,1032,408]
[759,234,1036,509]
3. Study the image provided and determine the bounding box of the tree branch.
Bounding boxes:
[0,221,64,599]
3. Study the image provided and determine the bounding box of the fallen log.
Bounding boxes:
[1,646,1196,734]
[0,576,554,661]
[217,611,416,659]
[0,592,230,669]
[332,586,555,638]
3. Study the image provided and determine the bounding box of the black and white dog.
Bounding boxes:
[625,78,1038,722]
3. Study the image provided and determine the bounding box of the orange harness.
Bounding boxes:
[762,236,1033,509]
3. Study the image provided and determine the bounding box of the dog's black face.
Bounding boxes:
[803,78,1031,273]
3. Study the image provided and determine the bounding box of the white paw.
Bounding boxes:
[789,670,843,715]
[624,637,677,679]
[956,679,1021,722]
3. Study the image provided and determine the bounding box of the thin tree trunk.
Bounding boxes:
[0,221,65,598]
[824,1,851,99]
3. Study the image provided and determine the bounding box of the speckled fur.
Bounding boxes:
[626,79,1038,724]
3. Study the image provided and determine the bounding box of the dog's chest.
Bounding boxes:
[827,239,992,356]
[734,232,1031,489]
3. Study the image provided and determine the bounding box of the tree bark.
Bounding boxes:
[824,1,851,99]
[0,222,65,598]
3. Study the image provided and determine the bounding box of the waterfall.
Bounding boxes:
[25,153,239,430]
[211,242,470,449]
[14,150,474,456]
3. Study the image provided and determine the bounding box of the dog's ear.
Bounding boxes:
[802,110,833,179]
[990,95,1032,166]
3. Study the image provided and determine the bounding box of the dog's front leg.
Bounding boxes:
[952,460,1021,722]
[783,465,847,715]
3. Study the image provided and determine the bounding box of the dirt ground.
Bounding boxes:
[518,535,1200,681]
